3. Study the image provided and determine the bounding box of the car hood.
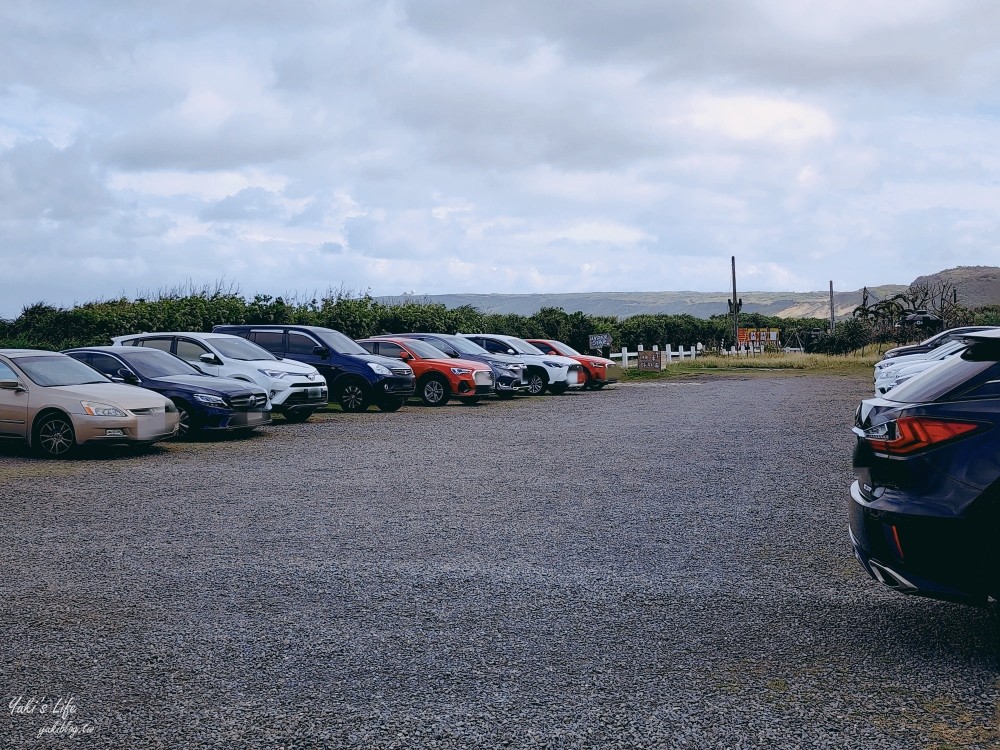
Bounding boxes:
[425,357,488,371]
[248,359,320,376]
[516,353,579,367]
[152,374,263,394]
[478,352,525,365]
[46,382,169,410]
[350,353,413,371]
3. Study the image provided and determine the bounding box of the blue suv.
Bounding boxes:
[212,325,415,412]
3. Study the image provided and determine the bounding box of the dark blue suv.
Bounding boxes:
[212,325,415,412]
[851,329,1000,605]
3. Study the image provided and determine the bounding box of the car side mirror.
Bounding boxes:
[507,349,516,355]
[399,351,413,361]
[312,346,329,357]
[199,353,220,365]
[117,368,139,384]
[0,379,23,391]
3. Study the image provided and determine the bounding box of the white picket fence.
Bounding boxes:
[610,344,700,370]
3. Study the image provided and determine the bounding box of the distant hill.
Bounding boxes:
[379,266,999,319]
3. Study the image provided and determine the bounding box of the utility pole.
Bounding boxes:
[728,256,741,347]
[829,280,836,331]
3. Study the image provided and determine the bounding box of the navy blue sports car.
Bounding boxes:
[64,346,271,438]
[851,329,1000,605]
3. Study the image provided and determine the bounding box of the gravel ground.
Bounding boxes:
[2,374,998,749]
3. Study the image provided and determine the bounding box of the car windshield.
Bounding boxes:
[315,328,368,355]
[439,335,489,355]
[16,355,111,387]
[507,338,545,356]
[207,336,277,361]
[120,349,202,378]
[886,344,997,403]
[399,339,449,359]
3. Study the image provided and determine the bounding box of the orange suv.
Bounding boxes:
[358,337,495,406]
[525,339,619,390]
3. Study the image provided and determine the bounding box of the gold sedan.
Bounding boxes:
[0,349,179,458]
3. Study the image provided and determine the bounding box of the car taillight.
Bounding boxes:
[864,416,984,455]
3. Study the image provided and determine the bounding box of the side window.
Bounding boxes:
[358,341,376,354]
[176,338,211,362]
[288,332,320,357]
[88,353,128,378]
[481,338,507,354]
[378,342,404,359]
[0,361,19,380]
[251,331,284,353]
[533,342,555,354]
[137,338,172,352]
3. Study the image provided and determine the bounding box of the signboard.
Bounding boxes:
[588,333,613,350]
[737,328,780,344]
[637,349,662,371]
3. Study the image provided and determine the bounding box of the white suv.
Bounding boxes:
[112,332,328,422]
[459,333,584,395]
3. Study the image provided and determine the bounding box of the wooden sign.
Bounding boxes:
[637,349,662,371]
[589,333,613,349]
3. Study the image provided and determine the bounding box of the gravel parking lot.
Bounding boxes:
[3,374,998,749]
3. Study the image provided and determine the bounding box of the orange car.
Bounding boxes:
[357,337,495,406]
[525,339,619,390]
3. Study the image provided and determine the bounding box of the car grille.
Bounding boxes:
[230,393,268,410]
[390,367,413,377]
[130,407,160,415]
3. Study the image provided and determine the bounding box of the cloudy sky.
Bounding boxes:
[2,0,999,318]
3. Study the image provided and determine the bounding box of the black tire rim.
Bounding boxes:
[38,417,74,456]
[175,405,191,438]
[528,375,544,395]
[341,385,366,411]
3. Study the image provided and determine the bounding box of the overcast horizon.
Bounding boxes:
[3,1,999,319]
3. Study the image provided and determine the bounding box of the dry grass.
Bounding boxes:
[621,353,877,381]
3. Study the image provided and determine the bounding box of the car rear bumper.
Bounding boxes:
[849,480,987,604]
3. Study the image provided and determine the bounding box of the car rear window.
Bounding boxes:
[885,343,1000,403]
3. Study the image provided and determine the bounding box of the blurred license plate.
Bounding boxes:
[307,387,324,398]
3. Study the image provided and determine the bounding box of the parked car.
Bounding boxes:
[525,339,619,389]
[211,325,415,412]
[851,328,1000,604]
[880,326,998,360]
[388,333,528,398]
[873,340,967,395]
[358,337,494,406]
[459,334,584,395]
[0,349,179,457]
[112,332,327,422]
[63,346,271,438]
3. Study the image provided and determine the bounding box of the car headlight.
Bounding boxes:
[81,401,127,417]
[192,393,227,406]
[367,362,392,376]
[450,367,473,375]
[258,369,288,379]
[590,361,605,368]
[542,361,565,369]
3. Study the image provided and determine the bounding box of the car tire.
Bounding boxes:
[419,374,450,407]
[548,381,568,395]
[172,399,195,439]
[282,409,314,423]
[593,382,606,390]
[338,381,371,412]
[35,413,76,458]
[458,396,481,405]
[377,396,406,412]
[581,371,593,390]
[526,370,547,396]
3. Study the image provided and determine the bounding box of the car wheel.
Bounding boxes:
[282,409,314,423]
[526,371,547,396]
[35,413,76,458]
[338,382,370,412]
[420,374,450,407]
[548,381,568,395]
[377,396,406,412]
[593,382,606,390]
[172,399,194,439]
[581,371,593,390]
[458,396,481,405]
